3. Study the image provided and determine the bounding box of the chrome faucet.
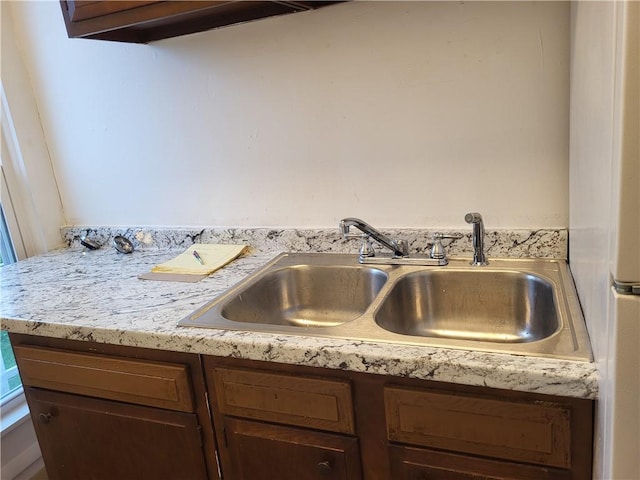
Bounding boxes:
[465,212,488,266]
[339,218,464,266]
[339,218,408,259]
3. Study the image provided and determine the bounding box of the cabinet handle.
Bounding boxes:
[38,412,52,424]
[316,460,332,475]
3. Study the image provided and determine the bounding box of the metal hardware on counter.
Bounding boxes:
[80,236,101,250]
[113,235,134,254]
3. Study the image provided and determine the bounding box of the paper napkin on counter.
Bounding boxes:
[151,244,248,276]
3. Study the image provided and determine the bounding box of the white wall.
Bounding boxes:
[8,1,569,229]
[569,3,616,478]
[569,2,639,479]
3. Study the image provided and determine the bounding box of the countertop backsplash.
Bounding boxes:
[61,226,568,259]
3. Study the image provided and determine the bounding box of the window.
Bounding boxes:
[1,81,30,425]
[1,199,22,406]
[0,332,20,402]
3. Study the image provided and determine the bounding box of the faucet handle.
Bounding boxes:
[396,239,409,257]
[434,233,464,239]
[430,233,463,260]
[359,236,375,258]
[340,225,376,258]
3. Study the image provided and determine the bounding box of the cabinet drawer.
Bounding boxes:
[384,387,571,468]
[224,418,362,480]
[13,345,194,412]
[212,367,355,434]
[389,445,565,480]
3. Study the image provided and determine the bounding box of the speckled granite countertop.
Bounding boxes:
[0,227,598,399]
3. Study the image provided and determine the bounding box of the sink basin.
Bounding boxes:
[184,256,388,329]
[220,265,387,327]
[374,270,559,343]
[179,253,592,361]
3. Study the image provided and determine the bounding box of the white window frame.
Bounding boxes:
[1,84,48,260]
[0,95,29,432]
[1,159,27,262]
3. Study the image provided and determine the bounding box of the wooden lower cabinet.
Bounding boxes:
[27,387,208,480]
[205,357,593,480]
[223,417,362,480]
[384,386,575,473]
[9,334,220,480]
[10,335,593,480]
[208,360,363,479]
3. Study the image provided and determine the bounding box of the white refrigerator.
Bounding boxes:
[570,2,639,479]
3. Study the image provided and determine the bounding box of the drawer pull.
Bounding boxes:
[316,460,332,475]
[38,412,52,424]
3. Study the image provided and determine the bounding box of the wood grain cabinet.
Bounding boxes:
[223,418,362,480]
[10,334,593,480]
[9,334,220,480]
[206,358,593,480]
[59,0,342,43]
[208,363,362,479]
[384,386,592,480]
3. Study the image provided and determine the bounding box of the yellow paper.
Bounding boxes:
[151,244,247,276]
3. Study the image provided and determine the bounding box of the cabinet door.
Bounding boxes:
[389,446,567,480]
[27,387,209,480]
[223,417,362,480]
[59,1,340,43]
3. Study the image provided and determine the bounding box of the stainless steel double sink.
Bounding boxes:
[179,253,592,361]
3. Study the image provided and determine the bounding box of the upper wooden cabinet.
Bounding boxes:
[59,1,342,43]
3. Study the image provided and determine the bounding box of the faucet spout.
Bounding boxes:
[339,218,408,258]
[465,212,488,266]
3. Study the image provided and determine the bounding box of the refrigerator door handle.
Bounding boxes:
[612,280,640,295]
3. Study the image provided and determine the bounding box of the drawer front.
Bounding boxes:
[389,445,563,480]
[225,418,362,480]
[14,345,194,412]
[384,387,571,468]
[213,367,355,434]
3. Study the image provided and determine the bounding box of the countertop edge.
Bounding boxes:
[1,316,599,400]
